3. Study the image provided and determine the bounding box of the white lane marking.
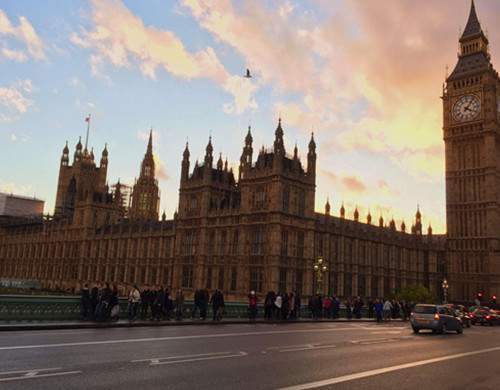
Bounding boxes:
[275,346,500,390]
[369,331,403,335]
[152,351,247,365]
[0,367,63,376]
[350,338,391,345]
[132,351,232,363]
[0,370,81,383]
[279,345,336,353]
[0,327,357,351]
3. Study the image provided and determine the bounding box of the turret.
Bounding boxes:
[325,197,330,216]
[61,141,69,167]
[367,210,372,225]
[340,202,345,219]
[181,142,190,183]
[239,126,253,179]
[74,137,83,163]
[307,132,316,182]
[204,136,213,168]
[100,143,108,169]
[354,206,359,222]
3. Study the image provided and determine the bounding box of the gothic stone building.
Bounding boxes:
[0,118,445,301]
[8,3,500,302]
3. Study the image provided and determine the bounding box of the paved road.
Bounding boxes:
[0,322,499,389]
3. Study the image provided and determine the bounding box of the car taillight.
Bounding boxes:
[470,314,474,318]
[410,312,414,318]
[434,313,440,320]
[486,315,491,319]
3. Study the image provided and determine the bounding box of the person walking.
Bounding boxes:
[210,289,225,321]
[264,291,275,320]
[90,282,99,320]
[383,298,393,322]
[274,293,282,320]
[109,284,120,322]
[191,287,203,319]
[375,298,383,322]
[200,287,209,320]
[248,290,258,322]
[140,285,150,319]
[81,283,91,320]
[174,288,185,320]
[128,285,140,320]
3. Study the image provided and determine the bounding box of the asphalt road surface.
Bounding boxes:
[0,321,499,389]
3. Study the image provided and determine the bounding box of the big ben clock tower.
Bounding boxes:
[443,0,500,302]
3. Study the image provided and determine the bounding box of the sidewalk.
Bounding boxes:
[0,317,403,331]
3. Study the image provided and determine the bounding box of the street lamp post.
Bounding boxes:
[442,278,449,304]
[313,258,328,296]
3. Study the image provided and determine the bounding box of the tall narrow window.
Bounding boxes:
[283,188,290,213]
[230,267,237,291]
[218,267,224,290]
[232,231,239,254]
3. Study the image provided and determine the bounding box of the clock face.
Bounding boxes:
[453,95,481,122]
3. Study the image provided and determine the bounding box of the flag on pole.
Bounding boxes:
[85,116,90,122]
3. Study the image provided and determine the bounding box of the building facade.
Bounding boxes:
[0,119,445,301]
[443,0,500,301]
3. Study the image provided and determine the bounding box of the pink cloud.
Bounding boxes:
[72,0,257,114]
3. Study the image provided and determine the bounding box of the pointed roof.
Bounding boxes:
[147,128,153,156]
[460,0,486,42]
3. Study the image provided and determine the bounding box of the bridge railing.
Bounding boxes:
[0,295,370,321]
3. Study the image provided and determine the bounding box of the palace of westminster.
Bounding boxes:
[1,1,499,302]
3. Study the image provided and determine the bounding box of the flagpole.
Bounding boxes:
[84,114,91,150]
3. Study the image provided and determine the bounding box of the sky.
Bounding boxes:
[1,0,499,234]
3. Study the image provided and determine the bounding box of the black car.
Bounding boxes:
[447,304,471,328]
[470,307,500,326]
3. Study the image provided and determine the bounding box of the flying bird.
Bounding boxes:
[244,69,252,78]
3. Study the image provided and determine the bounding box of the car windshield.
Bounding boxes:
[414,305,436,314]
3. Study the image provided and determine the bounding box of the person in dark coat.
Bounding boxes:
[141,285,150,319]
[154,286,165,321]
[210,289,225,321]
[149,286,158,320]
[90,282,99,320]
[81,283,91,320]
[200,287,209,320]
[163,288,173,320]
[109,284,120,322]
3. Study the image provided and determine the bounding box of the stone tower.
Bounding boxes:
[443,0,500,301]
[129,129,160,221]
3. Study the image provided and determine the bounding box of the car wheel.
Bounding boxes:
[441,323,447,334]
[457,324,463,334]
[412,327,419,333]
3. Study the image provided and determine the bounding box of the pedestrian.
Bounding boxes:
[149,285,157,320]
[200,287,209,320]
[109,284,120,322]
[354,296,363,319]
[281,292,290,320]
[210,289,225,321]
[81,283,91,320]
[175,288,185,320]
[383,298,393,322]
[154,286,165,321]
[274,292,282,319]
[311,294,321,319]
[164,288,173,320]
[90,282,99,320]
[264,291,275,320]
[140,285,150,319]
[128,285,140,320]
[368,298,375,319]
[248,290,258,321]
[375,298,383,322]
[345,297,352,319]
[294,293,302,318]
[191,287,203,319]
[323,296,331,318]
[289,292,296,319]
[332,296,340,319]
